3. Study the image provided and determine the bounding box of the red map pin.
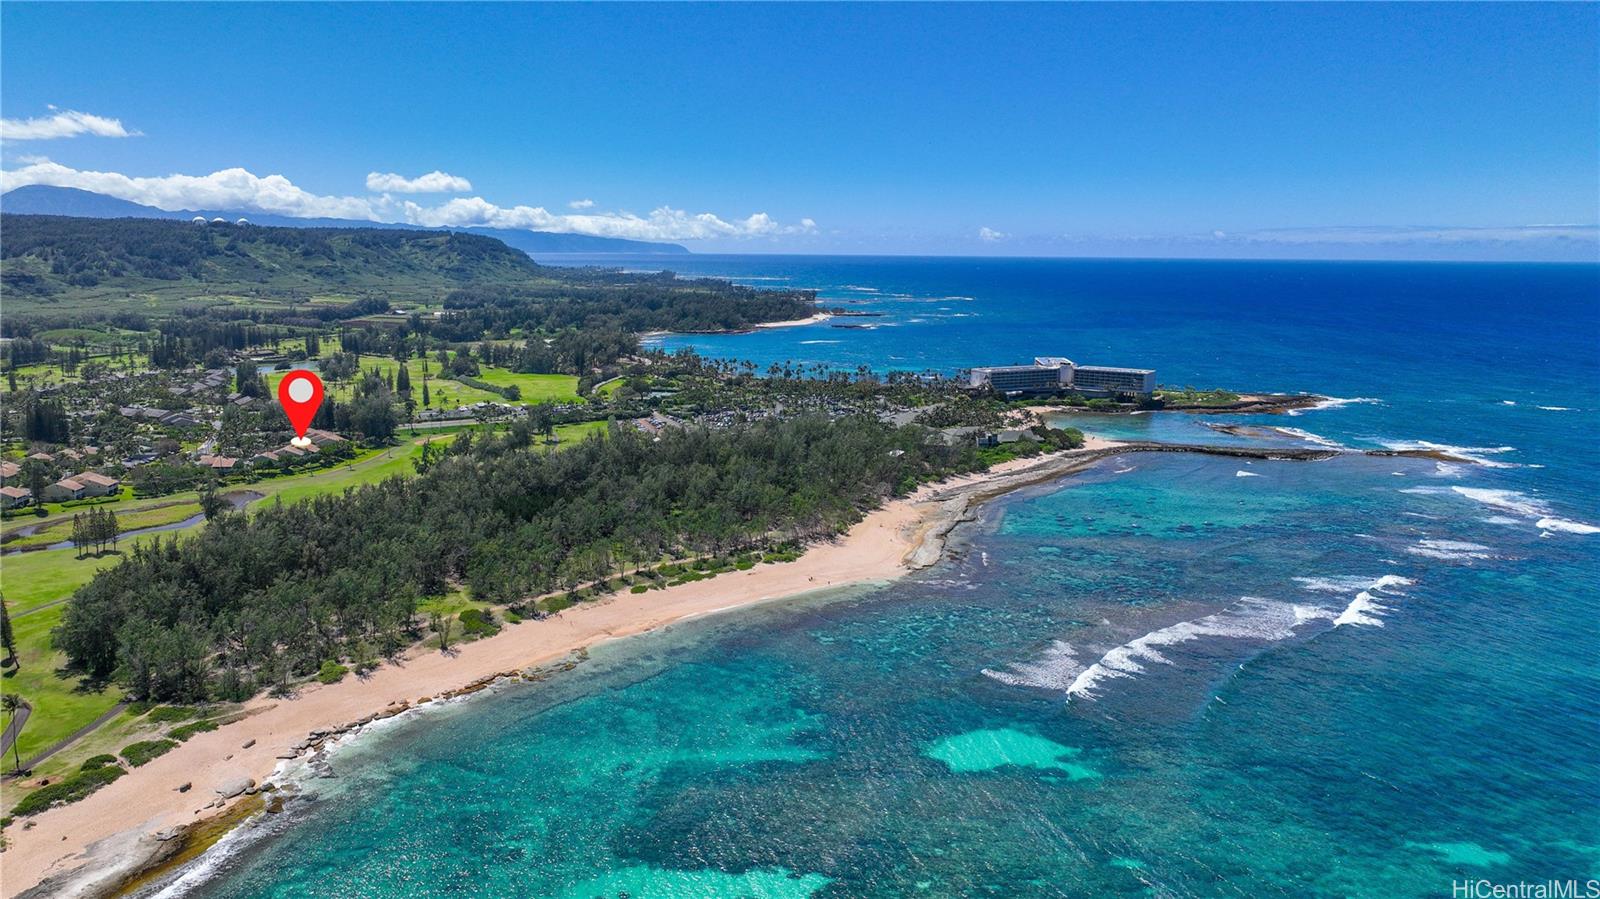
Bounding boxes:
[278,369,325,448]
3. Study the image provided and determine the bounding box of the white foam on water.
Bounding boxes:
[1481,515,1523,526]
[1285,396,1382,416]
[1449,486,1549,517]
[1294,575,1415,628]
[1274,426,1343,447]
[1378,440,1519,468]
[1537,406,1573,412]
[1294,574,1412,594]
[1271,426,1346,448]
[1500,400,1517,406]
[1236,470,1261,478]
[1064,599,1327,700]
[1406,538,1494,560]
[1334,591,1388,627]
[1536,518,1600,535]
[1431,462,1466,478]
[982,640,1082,691]
[1434,488,1596,534]
[799,340,840,345]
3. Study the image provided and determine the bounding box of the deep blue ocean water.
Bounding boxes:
[180,257,1598,898]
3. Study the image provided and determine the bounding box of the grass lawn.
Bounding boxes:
[265,355,506,410]
[549,420,609,446]
[471,368,580,403]
[264,355,579,410]
[245,433,448,505]
[2,543,129,615]
[2,603,123,766]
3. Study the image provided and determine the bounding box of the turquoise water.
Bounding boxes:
[184,258,1598,897]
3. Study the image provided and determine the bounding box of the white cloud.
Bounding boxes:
[365,170,472,193]
[568,198,595,209]
[3,161,377,219]
[0,160,815,241]
[395,196,818,241]
[0,108,138,141]
[978,226,1007,242]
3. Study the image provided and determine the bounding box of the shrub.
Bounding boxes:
[630,585,650,594]
[120,739,178,767]
[168,719,219,742]
[11,765,125,817]
[543,595,573,614]
[316,661,349,684]
[145,705,202,723]
[458,608,500,638]
[80,754,118,771]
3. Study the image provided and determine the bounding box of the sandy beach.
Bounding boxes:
[4,438,1125,898]
[753,311,833,328]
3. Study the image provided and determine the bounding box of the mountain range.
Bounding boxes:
[0,185,689,256]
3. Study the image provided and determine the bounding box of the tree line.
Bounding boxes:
[53,415,1002,703]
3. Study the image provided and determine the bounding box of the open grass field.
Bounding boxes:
[263,354,579,410]
[3,592,125,765]
[471,368,581,402]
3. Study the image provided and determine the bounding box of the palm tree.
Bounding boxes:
[2,692,24,773]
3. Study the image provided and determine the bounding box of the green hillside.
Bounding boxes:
[0,214,544,314]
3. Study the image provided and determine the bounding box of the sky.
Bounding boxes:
[2,3,1597,260]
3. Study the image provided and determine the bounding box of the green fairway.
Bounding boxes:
[264,355,579,409]
[2,602,123,765]
[2,544,129,615]
[471,368,581,402]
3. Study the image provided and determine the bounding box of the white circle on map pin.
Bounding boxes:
[288,377,314,403]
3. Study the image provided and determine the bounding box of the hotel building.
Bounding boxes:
[966,357,1156,397]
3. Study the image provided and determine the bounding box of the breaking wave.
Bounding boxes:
[1285,396,1381,416]
[1536,518,1600,535]
[1406,539,1494,561]
[1294,574,1415,628]
[1378,441,1519,468]
[1271,427,1345,448]
[985,598,1330,701]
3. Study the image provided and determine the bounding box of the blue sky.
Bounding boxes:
[2,3,1596,259]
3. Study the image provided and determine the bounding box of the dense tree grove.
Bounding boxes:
[435,280,816,337]
[54,415,999,702]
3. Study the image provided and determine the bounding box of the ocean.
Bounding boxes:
[179,256,1598,898]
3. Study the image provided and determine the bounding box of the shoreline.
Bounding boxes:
[4,437,1120,898]
[2,431,1478,898]
[639,311,833,341]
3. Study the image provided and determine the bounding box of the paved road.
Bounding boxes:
[11,702,128,774]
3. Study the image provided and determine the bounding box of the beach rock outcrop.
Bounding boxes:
[216,776,255,799]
